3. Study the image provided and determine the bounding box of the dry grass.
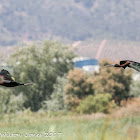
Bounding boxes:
[112,98,140,119]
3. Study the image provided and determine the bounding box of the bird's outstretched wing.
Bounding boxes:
[120,60,140,72]
[1,69,16,81]
[1,69,10,75]
[129,61,140,72]
[120,60,134,69]
[120,60,132,65]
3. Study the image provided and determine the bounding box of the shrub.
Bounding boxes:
[129,71,140,97]
[0,88,25,115]
[65,69,94,99]
[43,76,67,111]
[77,93,112,114]
[65,94,80,111]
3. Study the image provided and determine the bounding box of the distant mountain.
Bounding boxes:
[0,0,139,46]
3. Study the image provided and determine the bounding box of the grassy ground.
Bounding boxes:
[0,110,140,140]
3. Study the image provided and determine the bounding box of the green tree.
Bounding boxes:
[93,59,132,105]
[9,41,75,111]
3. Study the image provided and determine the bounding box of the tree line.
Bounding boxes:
[0,41,138,114]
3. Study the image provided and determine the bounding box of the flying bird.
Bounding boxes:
[0,69,32,87]
[105,60,140,72]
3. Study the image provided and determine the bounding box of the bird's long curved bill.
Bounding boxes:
[104,64,115,67]
[24,83,33,86]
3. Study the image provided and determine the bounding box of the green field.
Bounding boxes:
[0,111,140,140]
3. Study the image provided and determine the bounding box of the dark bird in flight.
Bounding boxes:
[0,69,32,87]
[105,60,140,72]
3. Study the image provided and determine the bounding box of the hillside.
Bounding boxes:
[0,0,139,46]
[73,40,140,62]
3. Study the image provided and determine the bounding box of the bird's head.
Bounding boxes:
[114,64,120,67]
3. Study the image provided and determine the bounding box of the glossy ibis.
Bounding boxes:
[0,69,32,87]
[105,60,140,72]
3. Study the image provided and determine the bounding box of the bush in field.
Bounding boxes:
[9,41,75,111]
[77,93,112,114]
[0,88,11,115]
[65,69,94,110]
[65,69,94,98]
[65,94,80,111]
[93,59,132,105]
[0,88,25,115]
[7,94,25,113]
[129,71,140,97]
[43,76,67,111]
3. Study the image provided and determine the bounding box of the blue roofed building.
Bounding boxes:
[73,57,99,72]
